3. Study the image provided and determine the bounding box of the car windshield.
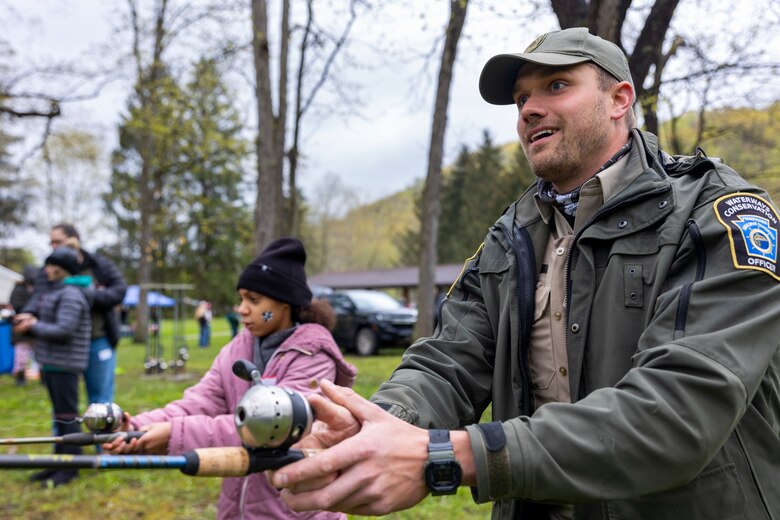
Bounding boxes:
[347,291,403,312]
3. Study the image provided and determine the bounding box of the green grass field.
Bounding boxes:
[0,318,491,519]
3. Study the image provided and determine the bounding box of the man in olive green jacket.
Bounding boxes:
[271,28,780,520]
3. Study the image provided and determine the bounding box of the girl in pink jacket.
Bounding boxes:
[105,238,356,520]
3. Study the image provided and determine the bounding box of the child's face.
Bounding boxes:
[237,289,292,337]
[44,264,66,281]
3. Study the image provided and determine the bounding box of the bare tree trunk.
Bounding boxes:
[251,0,285,253]
[275,0,290,239]
[415,0,469,339]
[286,0,315,237]
[553,0,680,132]
[551,0,587,28]
[626,0,680,102]
[286,0,360,237]
[588,0,630,42]
[130,0,168,344]
[641,35,684,135]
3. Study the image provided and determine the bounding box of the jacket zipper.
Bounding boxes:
[495,223,536,520]
[239,474,249,519]
[674,219,706,337]
[495,223,536,416]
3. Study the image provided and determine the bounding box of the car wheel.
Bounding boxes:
[355,328,378,356]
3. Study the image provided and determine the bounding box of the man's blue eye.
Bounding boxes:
[551,81,565,91]
[517,95,528,107]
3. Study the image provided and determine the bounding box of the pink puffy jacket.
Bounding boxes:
[132,324,357,520]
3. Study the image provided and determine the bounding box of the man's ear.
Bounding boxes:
[610,81,634,121]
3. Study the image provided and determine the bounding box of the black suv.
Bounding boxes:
[322,290,418,356]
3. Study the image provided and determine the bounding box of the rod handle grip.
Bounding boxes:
[181,447,319,477]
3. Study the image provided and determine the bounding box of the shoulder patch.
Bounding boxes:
[714,193,779,281]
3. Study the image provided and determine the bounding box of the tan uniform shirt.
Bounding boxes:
[530,152,634,408]
[529,153,635,520]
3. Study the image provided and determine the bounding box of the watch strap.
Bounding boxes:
[428,429,452,450]
[425,429,461,495]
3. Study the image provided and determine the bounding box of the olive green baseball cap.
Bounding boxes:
[479,27,634,105]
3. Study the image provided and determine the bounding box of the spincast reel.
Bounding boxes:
[232,360,314,450]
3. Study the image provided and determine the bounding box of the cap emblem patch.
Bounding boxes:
[524,33,547,53]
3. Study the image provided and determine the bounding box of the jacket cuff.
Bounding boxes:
[167,417,186,455]
[466,422,513,503]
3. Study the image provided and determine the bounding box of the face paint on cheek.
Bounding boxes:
[262,311,274,322]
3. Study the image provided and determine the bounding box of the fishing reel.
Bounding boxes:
[81,402,126,433]
[232,360,314,450]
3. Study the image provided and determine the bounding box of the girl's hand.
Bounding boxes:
[102,421,171,455]
[134,422,172,454]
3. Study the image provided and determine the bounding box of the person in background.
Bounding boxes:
[9,265,38,385]
[13,246,91,487]
[195,300,212,347]
[23,224,127,406]
[104,237,357,520]
[269,28,780,519]
[225,305,240,338]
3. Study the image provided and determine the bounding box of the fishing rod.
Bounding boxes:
[0,360,317,477]
[0,446,317,476]
[0,402,144,446]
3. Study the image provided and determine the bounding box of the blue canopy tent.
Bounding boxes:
[121,283,192,376]
[123,285,176,308]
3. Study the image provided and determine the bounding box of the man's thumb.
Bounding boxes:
[320,379,383,421]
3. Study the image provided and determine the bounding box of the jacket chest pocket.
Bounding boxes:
[588,231,660,312]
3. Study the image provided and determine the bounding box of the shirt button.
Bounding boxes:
[553,311,562,320]
[559,367,568,376]
[555,247,565,256]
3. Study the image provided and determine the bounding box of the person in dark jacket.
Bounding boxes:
[269,29,780,519]
[13,246,91,487]
[24,223,127,404]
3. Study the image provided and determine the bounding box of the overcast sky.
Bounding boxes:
[4,1,778,259]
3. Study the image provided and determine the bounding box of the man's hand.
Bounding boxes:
[266,381,363,493]
[269,380,431,516]
[297,388,362,450]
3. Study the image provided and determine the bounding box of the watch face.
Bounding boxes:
[430,463,459,484]
[425,460,462,492]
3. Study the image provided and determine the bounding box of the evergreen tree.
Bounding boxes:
[504,142,537,203]
[436,131,533,264]
[463,130,505,247]
[106,68,183,279]
[0,123,26,239]
[172,58,252,308]
[437,144,472,263]
[106,58,252,309]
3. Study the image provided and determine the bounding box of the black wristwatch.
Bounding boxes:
[424,429,462,495]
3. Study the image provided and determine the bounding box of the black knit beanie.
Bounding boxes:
[237,237,312,307]
[45,246,80,275]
